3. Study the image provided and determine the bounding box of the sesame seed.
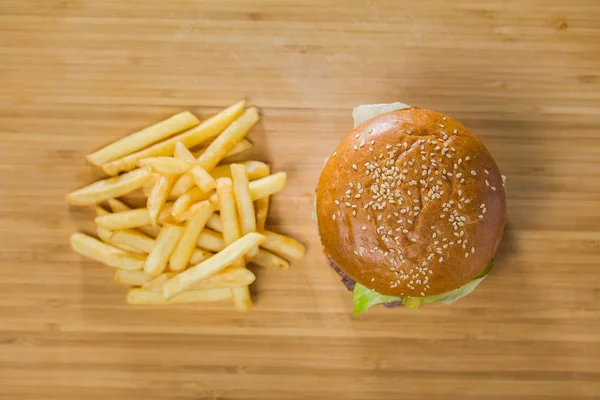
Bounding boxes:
[332,152,337,156]
[465,252,469,258]
[471,170,477,176]
[439,256,444,262]
[352,164,357,170]
[491,186,497,191]
[465,156,471,161]
[332,215,336,220]
[471,247,475,253]
[355,134,360,138]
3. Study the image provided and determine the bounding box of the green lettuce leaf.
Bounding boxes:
[352,260,494,316]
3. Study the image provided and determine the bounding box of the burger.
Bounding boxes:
[316,103,506,315]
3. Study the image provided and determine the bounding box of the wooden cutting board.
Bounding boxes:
[1,1,599,399]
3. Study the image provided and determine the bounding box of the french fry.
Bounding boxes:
[171,191,195,219]
[209,172,287,209]
[142,273,176,292]
[142,173,159,197]
[205,213,223,232]
[102,100,246,175]
[251,248,290,269]
[216,177,253,310]
[87,111,199,166]
[169,201,214,271]
[190,248,214,265]
[139,157,192,174]
[261,230,306,260]
[231,164,257,240]
[66,167,153,205]
[210,161,270,181]
[216,178,241,245]
[232,286,252,312]
[147,174,176,225]
[190,266,256,289]
[189,165,216,192]
[70,233,146,271]
[95,208,151,230]
[113,270,154,286]
[195,219,292,268]
[175,200,210,223]
[163,232,265,299]
[107,199,161,238]
[170,108,260,197]
[108,229,156,253]
[196,229,226,252]
[144,224,184,276]
[127,288,232,305]
[107,198,132,213]
[193,137,253,159]
[173,141,196,162]
[254,196,270,233]
[197,107,259,171]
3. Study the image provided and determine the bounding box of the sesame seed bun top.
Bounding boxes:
[316,108,506,297]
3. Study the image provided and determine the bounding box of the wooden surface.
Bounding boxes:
[1,1,599,399]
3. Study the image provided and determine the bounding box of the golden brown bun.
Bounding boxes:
[317,108,506,297]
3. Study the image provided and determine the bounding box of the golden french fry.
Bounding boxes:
[107,199,162,238]
[144,225,184,276]
[113,270,154,286]
[231,286,252,312]
[87,111,199,166]
[190,248,214,265]
[231,164,257,237]
[209,172,287,209]
[108,229,155,253]
[190,267,255,289]
[193,138,253,160]
[212,180,252,310]
[173,141,196,162]
[197,107,259,171]
[205,213,223,232]
[139,157,192,174]
[172,193,194,219]
[102,101,246,175]
[170,141,251,198]
[175,200,210,223]
[142,173,159,197]
[142,273,176,292]
[254,196,270,233]
[66,167,153,205]
[251,248,290,269]
[169,201,215,271]
[216,178,241,245]
[210,160,270,181]
[147,174,176,225]
[261,230,306,260]
[95,206,110,217]
[170,109,260,197]
[95,208,151,230]
[189,165,216,192]
[96,225,146,254]
[70,233,146,271]
[163,232,265,299]
[107,198,132,213]
[127,288,232,305]
[196,229,226,252]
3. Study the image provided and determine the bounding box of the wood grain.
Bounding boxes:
[1,1,599,399]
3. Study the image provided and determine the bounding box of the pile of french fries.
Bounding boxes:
[67,100,305,311]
